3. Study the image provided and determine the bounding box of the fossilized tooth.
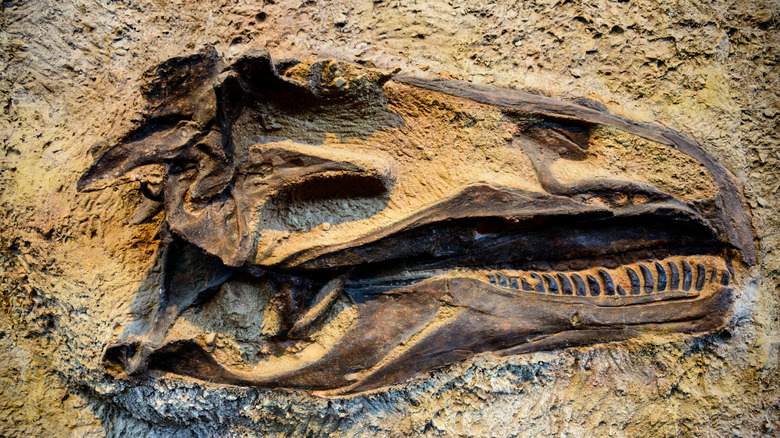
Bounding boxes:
[558,273,574,295]
[668,261,680,290]
[639,264,654,294]
[571,273,587,297]
[543,274,560,294]
[530,273,545,293]
[586,274,600,296]
[626,268,641,295]
[83,48,755,395]
[696,264,707,291]
[655,262,667,291]
[496,272,509,288]
[682,261,693,291]
[599,269,616,296]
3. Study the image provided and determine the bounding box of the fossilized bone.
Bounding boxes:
[79,46,755,395]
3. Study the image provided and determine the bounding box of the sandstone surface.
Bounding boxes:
[1,0,779,436]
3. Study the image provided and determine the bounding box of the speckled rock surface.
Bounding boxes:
[1,0,778,436]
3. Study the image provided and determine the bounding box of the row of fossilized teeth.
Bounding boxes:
[482,257,731,297]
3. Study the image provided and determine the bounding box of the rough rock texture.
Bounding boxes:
[1,0,778,436]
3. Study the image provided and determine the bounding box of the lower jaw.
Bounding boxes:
[127,254,734,396]
[458,254,730,301]
[344,254,732,304]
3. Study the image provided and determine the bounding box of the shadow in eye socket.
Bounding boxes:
[258,174,392,232]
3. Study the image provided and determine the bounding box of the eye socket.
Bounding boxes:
[259,174,390,232]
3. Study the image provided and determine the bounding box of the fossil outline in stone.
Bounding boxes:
[78,46,755,395]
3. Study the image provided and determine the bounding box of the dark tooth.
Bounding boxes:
[571,274,587,296]
[558,274,574,295]
[586,274,601,296]
[655,262,667,292]
[521,277,534,292]
[668,261,680,290]
[487,274,497,285]
[530,273,545,293]
[626,267,641,295]
[617,285,627,296]
[682,261,692,291]
[695,264,706,291]
[496,272,508,288]
[543,274,559,294]
[509,277,520,290]
[721,271,730,286]
[599,269,615,296]
[709,268,717,283]
[639,264,654,294]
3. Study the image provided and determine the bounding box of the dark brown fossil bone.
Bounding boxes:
[80,47,754,396]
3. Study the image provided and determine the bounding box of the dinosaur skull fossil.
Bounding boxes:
[78,46,755,395]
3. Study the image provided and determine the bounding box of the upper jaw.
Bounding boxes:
[273,181,717,271]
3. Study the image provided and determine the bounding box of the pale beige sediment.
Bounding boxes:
[0,0,778,436]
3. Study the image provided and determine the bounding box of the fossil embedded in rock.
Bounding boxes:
[78,48,754,396]
[586,274,601,296]
[655,262,667,292]
[626,267,641,295]
[669,261,680,290]
[571,273,587,297]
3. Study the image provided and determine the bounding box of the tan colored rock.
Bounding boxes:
[1,0,778,436]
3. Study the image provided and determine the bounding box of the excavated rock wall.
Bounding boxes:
[1,0,778,436]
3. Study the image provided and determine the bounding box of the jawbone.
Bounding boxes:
[83,48,753,396]
[111,254,733,396]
